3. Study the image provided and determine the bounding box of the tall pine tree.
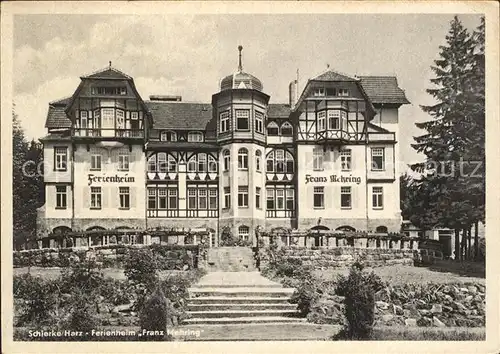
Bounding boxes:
[411,16,485,260]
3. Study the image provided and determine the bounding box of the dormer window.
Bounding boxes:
[338,88,349,97]
[267,121,279,136]
[188,131,204,142]
[91,87,127,95]
[161,131,177,142]
[313,88,325,97]
[281,122,293,136]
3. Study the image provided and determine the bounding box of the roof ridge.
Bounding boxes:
[49,96,72,106]
[82,66,132,79]
[312,68,359,81]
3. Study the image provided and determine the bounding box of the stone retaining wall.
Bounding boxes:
[260,246,416,269]
[13,244,202,270]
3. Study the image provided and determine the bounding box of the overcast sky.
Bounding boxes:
[13,14,482,167]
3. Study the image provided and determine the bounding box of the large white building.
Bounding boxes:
[37,47,410,247]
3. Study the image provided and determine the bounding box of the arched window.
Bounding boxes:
[223,150,230,171]
[255,150,262,172]
[238,148,248,170]
[148,153,176,173]
[336,225,356,232]
[187,153,208,173]
[53,226,72,235]
[188,131,204,142]
[208,154,217,173]
[160,131,177,142]
[266,149,294,173]
[86,226,106,231]
[267,121,279,136]
[281,122,293,136]
[376,226,388,233]
[238,225,250,241]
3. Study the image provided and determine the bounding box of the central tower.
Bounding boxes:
[212,46,270,244]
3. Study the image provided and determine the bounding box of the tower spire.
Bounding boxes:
[238,45,243,72]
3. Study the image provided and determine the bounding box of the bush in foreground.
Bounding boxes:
[140,286,172,341]
[334,262,384,340]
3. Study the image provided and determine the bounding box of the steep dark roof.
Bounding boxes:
[312,70,357,82]
[358,76,410,105]
[82,67,131,80]
[268,104,291,119]
[39,132,72,142]
[146,101,213,130]
[45,105,71,129]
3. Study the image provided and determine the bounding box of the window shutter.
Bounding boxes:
[130,186,136,209]
[83,186,90,209]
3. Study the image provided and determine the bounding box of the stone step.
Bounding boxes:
[189,296,292,304]
[188,303,298,311]
[187,309,300,319]
[183,316,307,325]
[188,287,295,298]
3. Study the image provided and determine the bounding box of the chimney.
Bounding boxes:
[149,95,182,102]
[289,80,297,108]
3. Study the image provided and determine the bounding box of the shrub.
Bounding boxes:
[99,278,133,305]
[60,258,104,296]
[140,286,171,341]
[66,290,99,336]
[13,273,59,326]
[124,248,159,287]
[334,262,385,340]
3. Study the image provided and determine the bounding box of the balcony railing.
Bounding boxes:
[73,129,144,138]
[147,209,218,218]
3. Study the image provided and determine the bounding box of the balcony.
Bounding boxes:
[316,129,349,144]
[73,129,144,139]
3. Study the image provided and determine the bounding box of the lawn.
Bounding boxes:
[313,263,485,286]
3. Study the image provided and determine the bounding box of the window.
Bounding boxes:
[188,154,207,173]
[267,121,279,136]
[208,155,217,173]
[256,187,261,209]
[188,132,204,142]
[223,150,230,171]
[236,110,250,130]
[281,122,293,136]
[255,150,262,172]
[276,189,285,210]
[326,88,336,96]
[90,187,102,209]
[266,188,274,209]
[313,187,324,208]
[238,186,248,207]
[168,189,178,209]
[313,149,323,171]
[220,111,230,133]
[161,131,177,142]
[340,149,351,171]
[371,148,385,171]
[209,189,217,209]
[317,111,326,131]
[148,189,156,209]
[341,186,352,209]
[131,112,139,120]
[148,155,157,173]
[238,148,248,170]
[116,110,125,129]
[286,189,294,210]
[119,187,130,209]
[372,186,384,209]
[54,147,68,171]
[167,155,177,172]
[255,111,264,133]
[338,88,349,97]
[267,149,294,173]
[198,189,207,209]
[313,87,325,96]
[56,185,67,209]
[91,153,102,171]
[80,111,88,129]
[188,189,197,209]
[198,153,207,172]
[101,108,114,129]
[328,110,340,130]
[158,153,167,173]
[118,153,129,171]
[91,87,127,95]
[224,187,231,209]
[238,226,250,241]
[158,188,168,209]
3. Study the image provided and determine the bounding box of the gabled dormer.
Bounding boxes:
[64,63,151,141]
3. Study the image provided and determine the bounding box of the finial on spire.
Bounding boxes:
[109,61,112,68]
[238,45,243,72]
[326,63,330,69]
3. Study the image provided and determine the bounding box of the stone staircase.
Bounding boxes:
[184,271,304,325]
[205,247,256,272]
